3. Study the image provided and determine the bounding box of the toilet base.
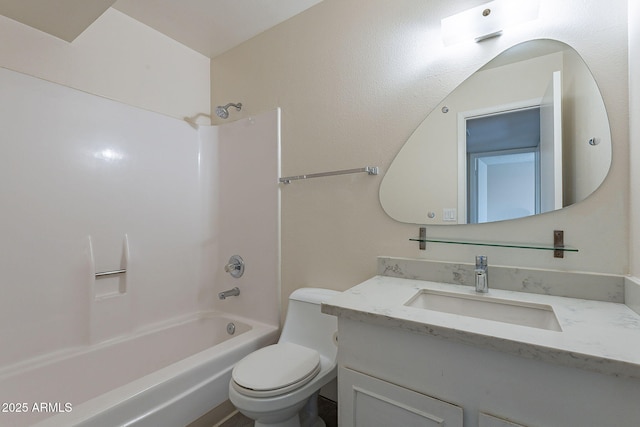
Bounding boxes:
[254,418,300,427]
[254,416,325,427]
[250,391,324,427]
[312,418,326,427]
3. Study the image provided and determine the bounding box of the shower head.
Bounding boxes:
[215,102,242,119]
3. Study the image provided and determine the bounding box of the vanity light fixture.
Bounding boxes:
[441,0,540,46]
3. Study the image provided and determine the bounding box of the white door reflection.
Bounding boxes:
[465,106,542,224]
[469,150,539,223]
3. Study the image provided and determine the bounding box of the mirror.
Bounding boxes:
[380,39,611,225]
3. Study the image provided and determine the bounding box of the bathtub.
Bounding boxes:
[0,311,278,427]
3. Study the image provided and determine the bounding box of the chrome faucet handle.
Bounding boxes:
[475,255,487,269]
[224,263,239,272]
[224,255,244,278]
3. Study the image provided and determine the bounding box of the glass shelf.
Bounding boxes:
[409,237,578,253]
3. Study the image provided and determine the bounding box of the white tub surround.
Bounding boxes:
[378,256,625,303]
[0,67,281,427]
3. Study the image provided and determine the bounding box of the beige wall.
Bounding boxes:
[211,0,629,309]
[562,48,612,205]
[0,8,210,124]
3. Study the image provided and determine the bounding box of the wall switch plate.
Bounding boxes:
[443,208,457,222]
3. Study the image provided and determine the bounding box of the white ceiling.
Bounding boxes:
[0,0,118,42]
[0,0,323,58]
[112,0,323,58]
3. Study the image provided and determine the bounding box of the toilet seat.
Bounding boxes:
[232,342,321,398]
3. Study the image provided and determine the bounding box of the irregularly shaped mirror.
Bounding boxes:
[380,39,611,225]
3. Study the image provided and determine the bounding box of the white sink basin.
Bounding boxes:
[405,289,562,331]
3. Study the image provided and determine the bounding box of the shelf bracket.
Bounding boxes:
[553,230,564,258]
[419,227,426,250]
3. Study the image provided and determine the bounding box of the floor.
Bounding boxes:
[217,396,337,427]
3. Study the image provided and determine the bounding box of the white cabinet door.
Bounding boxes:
[479,412,528,427]
[339,366,463,427]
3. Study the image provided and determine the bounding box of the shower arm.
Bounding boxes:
[222,103,242,111]
[215,102,243,119]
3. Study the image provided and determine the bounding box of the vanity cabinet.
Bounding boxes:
[339,366,463,427]
[335,317,640,427]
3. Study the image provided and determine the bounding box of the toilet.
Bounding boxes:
[228,288,340,427]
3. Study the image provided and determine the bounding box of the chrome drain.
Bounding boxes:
[226,322,236,335]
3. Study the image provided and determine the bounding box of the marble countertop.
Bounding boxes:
[322,275,640,380]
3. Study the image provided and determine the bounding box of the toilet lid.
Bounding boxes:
[232,342,320,396]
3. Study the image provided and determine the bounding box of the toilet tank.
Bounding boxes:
[279,288,340,360]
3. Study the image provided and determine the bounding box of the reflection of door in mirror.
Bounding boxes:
[469,150,540,223]
[465,107,541,223]
[540,71,563,212]
[379,40,612,225]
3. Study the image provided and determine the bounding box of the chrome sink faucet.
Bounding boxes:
[475,256,488,293]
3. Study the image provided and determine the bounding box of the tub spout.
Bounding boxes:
[219,287,240,300]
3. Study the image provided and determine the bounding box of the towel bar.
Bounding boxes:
[95,269,126,278]
[279,166,379,184]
